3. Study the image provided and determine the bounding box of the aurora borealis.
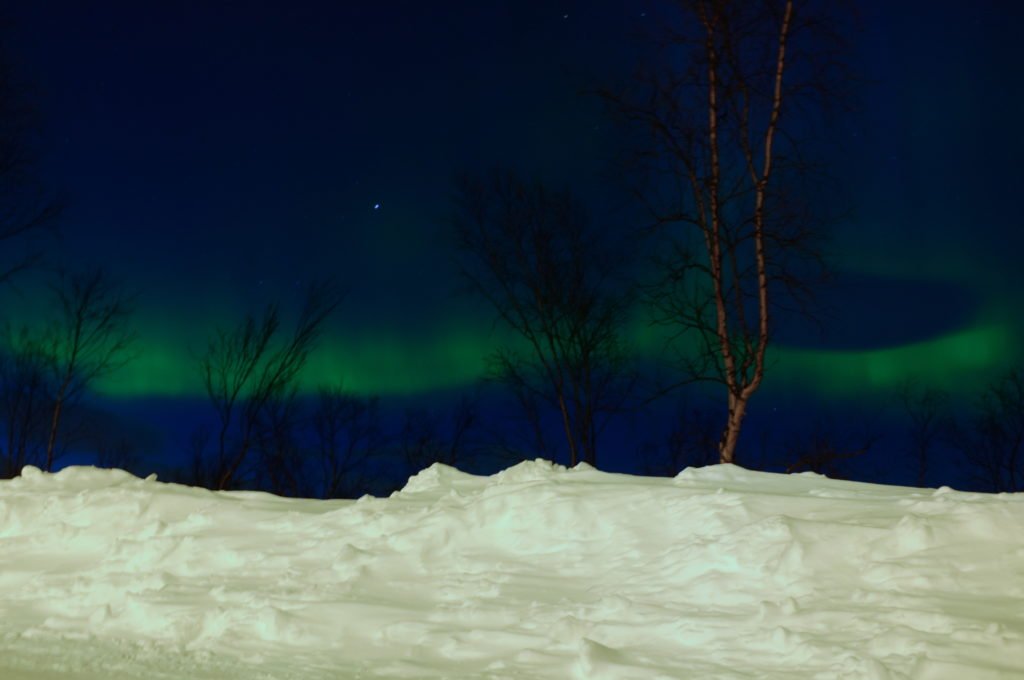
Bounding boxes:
[3,1,1023,485]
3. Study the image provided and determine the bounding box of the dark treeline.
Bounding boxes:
[2,303,1023,496]
[0,2,1021,495]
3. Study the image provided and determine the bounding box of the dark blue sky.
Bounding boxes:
[7,1,647,396]
[4,1,1023,488]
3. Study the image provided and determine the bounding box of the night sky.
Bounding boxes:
[4,1,1023,486]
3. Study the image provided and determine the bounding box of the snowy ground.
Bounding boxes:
[1,461,1022,679]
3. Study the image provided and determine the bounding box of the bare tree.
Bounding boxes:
[314,385,382,498]
[199,280,341,490]
[42,269,136,471]
[0,325,53,476]
[899,380,949,487]
[604,0,840,465]
[400,394,479,472]
[186,425,214,488]
[454,170,635,467]
[485,360,555,463]
[253,391,308,497]
[200,304,275,488]
[95,436,141,474]
[0,39,64,475]
[949,370,1024,492]
[780,419,878,479]
[641,402,720,476]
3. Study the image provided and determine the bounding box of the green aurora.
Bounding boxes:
[90,312,1018,401]
[772,322,1015,397]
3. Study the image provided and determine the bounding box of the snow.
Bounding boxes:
[1,461,1023,679]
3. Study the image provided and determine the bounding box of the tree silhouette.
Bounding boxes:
[0,325,52,476]
[198,280,341,490]
[949,370,1024,492]
[313,385,382,498]
[640,402,719,476]
[899,380,949,487]
[604,0,840,465]
[253,391,307,497]
[42,269,136,471]
[454,170,635,467]
[401,393,480,473]
[781,422,878,479]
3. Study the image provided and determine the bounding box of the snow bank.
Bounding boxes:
[1,462,1022,679]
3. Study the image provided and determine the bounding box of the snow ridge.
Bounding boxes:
[1,463,1022,679]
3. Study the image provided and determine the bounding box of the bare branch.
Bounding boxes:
[601,0,843,466]
[453,170,635,467]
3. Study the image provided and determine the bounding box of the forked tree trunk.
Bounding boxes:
[718,393,749,465]
[707,0,791,467]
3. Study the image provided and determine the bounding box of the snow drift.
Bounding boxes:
[1,461,1022,679]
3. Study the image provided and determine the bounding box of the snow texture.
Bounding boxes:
[1,460,1023,679]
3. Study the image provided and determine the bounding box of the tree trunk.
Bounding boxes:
[45,393,65,472]
[556,393,578,467]
[217,438,248,490]
[718,394,748,465]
